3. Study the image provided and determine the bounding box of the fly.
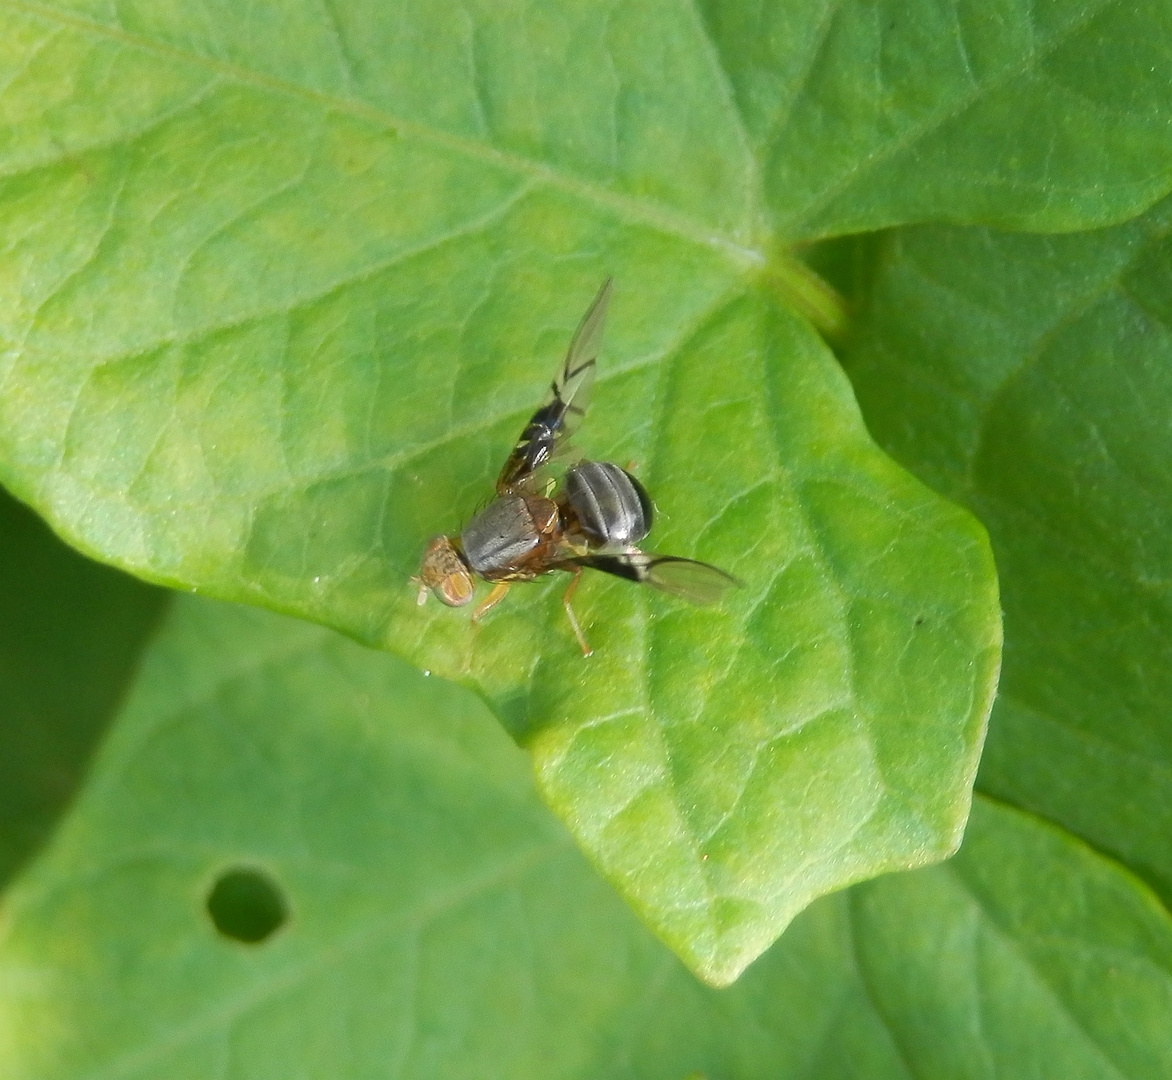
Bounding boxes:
[417,279,738,655]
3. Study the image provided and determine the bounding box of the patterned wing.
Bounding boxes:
[496,278,611,494]
[571,551,740,604]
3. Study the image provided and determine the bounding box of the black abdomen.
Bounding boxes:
[563,462,653,550]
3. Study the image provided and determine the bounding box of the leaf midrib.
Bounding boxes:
[2,0,766,269]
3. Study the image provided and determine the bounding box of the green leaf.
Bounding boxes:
[700,0,1172,236]
[853,798,1172,1079]
[0,485,165,887]
[0,2,1009,981]
[841,194,1172,908]
[3,280,1000,984]
[1,598,1169,1078]
[406,295,998,984]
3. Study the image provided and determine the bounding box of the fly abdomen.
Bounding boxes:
[562,461,653,550]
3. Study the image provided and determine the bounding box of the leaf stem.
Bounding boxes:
[762,252,850,343]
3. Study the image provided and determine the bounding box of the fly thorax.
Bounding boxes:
[461,496,542,575]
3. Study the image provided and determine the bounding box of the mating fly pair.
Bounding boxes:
[417,279,737,656]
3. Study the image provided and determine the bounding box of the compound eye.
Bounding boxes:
[436,569,475,607]
[420,536,474,606]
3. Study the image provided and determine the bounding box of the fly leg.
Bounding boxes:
[472,582,510,623]
[562,567,592,658]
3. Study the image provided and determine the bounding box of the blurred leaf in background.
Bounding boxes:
[0,486,166,887]
[842,193,1172,914]
[0,598,1168,1080]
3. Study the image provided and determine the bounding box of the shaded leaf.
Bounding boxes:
[0,485,165,886]
[841,195,1172,907]
[0,600,1168,1078]
[699,0,1172,236]
[854,798,1172,1080]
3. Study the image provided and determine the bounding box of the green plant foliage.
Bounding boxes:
[700,0,1172,236]
[1,599,1169,1079]
[841,194,1172,912]
[852,799,1172,1079]
[0,486,166,887]
[0,0,1015,979]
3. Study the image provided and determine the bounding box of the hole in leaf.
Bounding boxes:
[206,866,288,944]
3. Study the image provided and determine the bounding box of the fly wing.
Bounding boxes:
[496,278,611,494]
[572,551,740,604]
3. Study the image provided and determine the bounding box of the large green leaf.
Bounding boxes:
[841,194,1172,908]
[853,799,1172,1079]
[0,485,165,887]
[0,1,1011,980]
[6,0,1170,245]
[409,297,998,984]
[1,275,1000,984]
[1,598,1169,1078]
[698,0,1172,237]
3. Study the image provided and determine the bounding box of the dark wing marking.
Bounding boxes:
[572,552,740,604]
[496,278,611,494]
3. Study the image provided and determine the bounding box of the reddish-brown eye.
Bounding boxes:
[437,570,475,607]
[420,536,475,607]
